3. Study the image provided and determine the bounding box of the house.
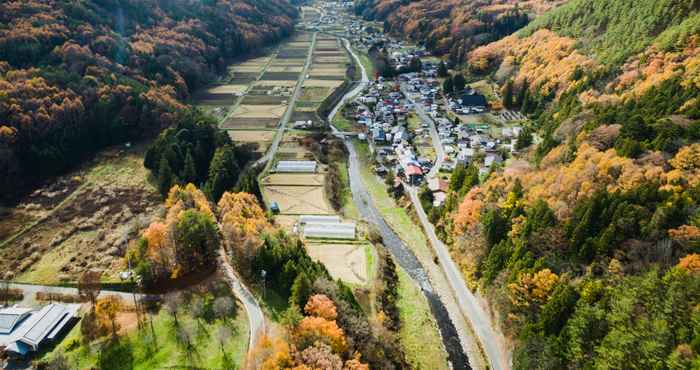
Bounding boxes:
[458,93,487,110]
[405,164,423,185]
[484,153,503,167]
[0,303,80,359]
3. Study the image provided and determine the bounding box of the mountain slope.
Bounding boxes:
[399,0,700,368]
[0,0,297,203]
[354,0,566,64]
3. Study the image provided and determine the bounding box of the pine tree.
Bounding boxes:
[157,157,174,197]
[204,146,240,202]
[290,272,312,309]
[182,150,198,184]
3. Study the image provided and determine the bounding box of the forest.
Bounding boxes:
[0,0,297,204]
[353,0,562,65]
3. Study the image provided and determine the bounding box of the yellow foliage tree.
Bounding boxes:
[304,294,338,321]
[295,316,347,354]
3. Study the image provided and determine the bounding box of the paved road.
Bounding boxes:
[406,186,511,370]
[328,39,369,123]
[332,38,475,369]
[217,248,265,355]
[402,85,445,178]
[255,32,318,169]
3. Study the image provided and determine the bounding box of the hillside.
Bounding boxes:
[0,0,297,204]
[354,0,567,64]
[409,0,700,368]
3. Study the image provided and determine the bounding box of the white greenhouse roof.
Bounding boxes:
[276,160,317,173]
[303,222,356,240]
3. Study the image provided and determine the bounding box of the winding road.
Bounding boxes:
[402,85,446,177]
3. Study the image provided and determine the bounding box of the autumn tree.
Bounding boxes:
[304,294,338,321]
[78,270,102,306]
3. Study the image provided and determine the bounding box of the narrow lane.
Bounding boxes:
[256,32,318,168]
[217,247,264,355]
[401,85,445,178]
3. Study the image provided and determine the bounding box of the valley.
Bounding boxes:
[1,0,699,369]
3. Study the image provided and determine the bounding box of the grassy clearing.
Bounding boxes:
[353,48,376,79]
[338,158,359,219]
[332,109,354,132]
[396,266,450,370]
[41,306,249,369]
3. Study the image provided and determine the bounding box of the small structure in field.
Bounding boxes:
[275,160,318,173]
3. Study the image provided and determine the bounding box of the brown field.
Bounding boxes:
[299,86,332,101]
[306,243,368,285]
[303,79,344,88]
[268,66,304,73]
[232,104,287,118]
[309,67,347,75]
[241,95,288,105]
[261,72,299,81]
[228,130,276,143]
[255,80,298,87]
[274,215,298,233]
[263,185,333,215]
[229,66,263,73]
[262,173,325,186]
[0,144,162,284]
[270,59,307,66]
[221,117,279,129]
[206,85,248,94]
[315,56,349,63]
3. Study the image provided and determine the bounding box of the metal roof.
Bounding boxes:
[0,303,80,355]
[303,222,356,240]
[276,160,317,173]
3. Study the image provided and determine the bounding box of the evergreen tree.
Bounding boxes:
[157,157,174,197]
[442,76,454,96]
[453,74,466,93]
[290,272,312,309]
[204,146,240,202]
[504,79,515,109]
[182,150,198,184]
[449,165,467,193]
[437,61,448,77]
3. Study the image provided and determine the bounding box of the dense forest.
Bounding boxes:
[374,0,700,367]
[353,0,564,65]
[0,0,297,204]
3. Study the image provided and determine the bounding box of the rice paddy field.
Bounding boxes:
[306,242,370,285]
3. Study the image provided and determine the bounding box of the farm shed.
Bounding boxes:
[275,160,317,173]
[303,222,356,240]
[0,303,80,358]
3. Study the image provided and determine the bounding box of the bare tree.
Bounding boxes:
[164,292,182,326]
[216,325,232,353]
[213,296,236,322]
[78,270,102,306]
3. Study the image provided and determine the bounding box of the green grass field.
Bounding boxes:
[397,266,450,370]
[40,305,249,369]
